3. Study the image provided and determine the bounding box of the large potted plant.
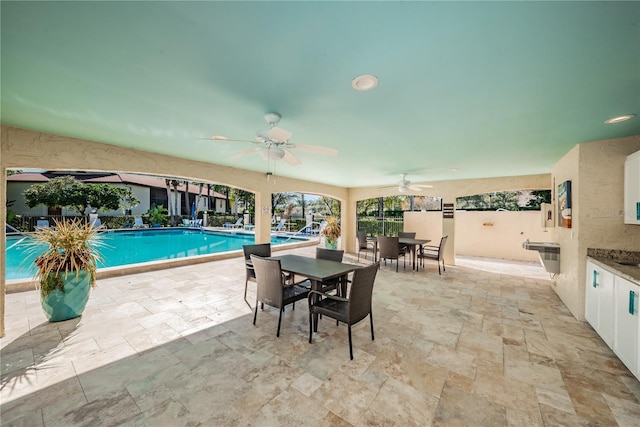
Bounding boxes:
[321,216,341,249]
[32,218,103,322]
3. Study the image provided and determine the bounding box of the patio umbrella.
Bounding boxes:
[191,202,196,219]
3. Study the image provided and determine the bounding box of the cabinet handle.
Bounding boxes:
[630,290,636,315]
[593,270,598,288]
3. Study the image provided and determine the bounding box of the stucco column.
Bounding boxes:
[254,191,271,244]
[342,195,356,254]
[442,200,456,266]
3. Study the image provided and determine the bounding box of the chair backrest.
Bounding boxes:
[356,231,369,249]
[250,255,284,308]
[398,232,416,239]
[234,218,243,226]
[90,217,102,228]
[134,217,144,226]
[377,236,400,259]
[348,262,379,323]
[243,243,271,262]
[315,247,344,262]
[437,236,448,260]
[274,219,286,229]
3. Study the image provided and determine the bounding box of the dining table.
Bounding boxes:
[367,236,431,270]
[270,254,359,331]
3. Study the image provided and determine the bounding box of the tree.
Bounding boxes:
[526,190,552,208]
[24,176,138,215]
[271,192,298,217]
[317,196,340,217]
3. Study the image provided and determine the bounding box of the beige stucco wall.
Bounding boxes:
[405,210,552,262]
[455,211,551,262]
[551,135,640,320]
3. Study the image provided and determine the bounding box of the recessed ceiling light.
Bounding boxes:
[212,135,229,140]
[447,168,458,172]
[604,114,636,124]
[352,75,379,91]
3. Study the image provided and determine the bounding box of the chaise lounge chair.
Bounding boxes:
[133,217,148,228]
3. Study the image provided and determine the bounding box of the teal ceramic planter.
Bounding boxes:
[325,239,338,250]
[40,270,91,322]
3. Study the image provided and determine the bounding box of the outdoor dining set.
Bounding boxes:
[241,231,447,359]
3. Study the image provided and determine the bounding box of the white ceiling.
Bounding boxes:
[2,1,639,189]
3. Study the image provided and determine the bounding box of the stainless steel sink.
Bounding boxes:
[613,260,640,267]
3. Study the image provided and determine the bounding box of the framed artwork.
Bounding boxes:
[557,180,572,228]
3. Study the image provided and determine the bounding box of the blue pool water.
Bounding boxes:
[5,228,305,280]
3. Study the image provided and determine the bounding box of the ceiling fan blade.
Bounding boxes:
[289,143,338,156]
[407,185,424,192]
[199,136,258,144]
[414,184,434,189]
[282,149,301,166]
[269,126,293,143]
[230,147,261,159]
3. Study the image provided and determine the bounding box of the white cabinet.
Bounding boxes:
[585,261,615,347]
[613,275,639,376]
[585,259,640,381]
[624,150,640,225]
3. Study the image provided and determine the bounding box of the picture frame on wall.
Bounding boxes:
[557,180,572,228]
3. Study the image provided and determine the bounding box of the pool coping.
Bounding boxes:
[5,234,318,294]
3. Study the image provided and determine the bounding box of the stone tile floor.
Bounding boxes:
[1,246,639,426]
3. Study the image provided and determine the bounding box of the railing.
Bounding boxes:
[356,217,404,236]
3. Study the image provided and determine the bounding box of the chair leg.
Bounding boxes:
[277,308,283,337]
[253,303,258,325]
[396,258,398,272]
[244,280,251,308]
[348,325,353,360]
[438,262,441,275]
[442,259,446,272]
[370,314,375,341]
[309,311,313,343]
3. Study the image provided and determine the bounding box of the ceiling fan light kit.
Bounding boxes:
[203,112,338,168]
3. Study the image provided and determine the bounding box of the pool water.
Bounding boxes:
[5,229,304,280]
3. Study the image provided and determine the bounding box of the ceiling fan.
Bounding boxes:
[199,113,338,166]
[383,174,434,193]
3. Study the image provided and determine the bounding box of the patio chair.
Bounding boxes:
[243,243,272,307]
[133,217,148,228]
[315,247,346,296]
[356,231,376,262]
[243,243,293,307]
[36,219,50,229]
[251,255,310,337]
[272,218,287,232]
[377,236,406,272]
[89,217,103,229]
[231,217,243,229]
[308,262,380,359]
[418,235,448,274]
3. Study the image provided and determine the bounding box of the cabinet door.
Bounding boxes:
[624,151,640,225]
[613,276,639,375]
[585,261,615,348]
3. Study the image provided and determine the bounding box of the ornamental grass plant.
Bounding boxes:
[31,218,104,297]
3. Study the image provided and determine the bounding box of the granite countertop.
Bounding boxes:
[587,248,640,286]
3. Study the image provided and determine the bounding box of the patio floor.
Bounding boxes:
[1,246,639,426]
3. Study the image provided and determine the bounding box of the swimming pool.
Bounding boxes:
[5,228,308,280]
